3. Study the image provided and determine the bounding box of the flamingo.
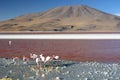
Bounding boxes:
[39,54,52,63]
[30,54,41,67]
[52,55,60,60]
[35,57,41,67]
[45,56,51,62]
[30,53,38,59]
[12,57,19,65]
[39,54,45,62]
[39,54,52,67]
[23,56,29,64]
[8,40,12,46]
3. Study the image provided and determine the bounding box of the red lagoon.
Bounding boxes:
[0,39,120,63]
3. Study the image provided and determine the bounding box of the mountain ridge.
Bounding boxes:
[15,5,116,19]
[0,5,120,31]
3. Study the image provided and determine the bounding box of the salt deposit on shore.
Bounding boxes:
[0,58,120,80]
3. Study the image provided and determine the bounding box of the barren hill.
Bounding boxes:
[0,5,120,31]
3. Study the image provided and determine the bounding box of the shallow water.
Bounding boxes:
[0,39,120,63]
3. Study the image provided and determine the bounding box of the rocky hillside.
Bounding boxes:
[0,5,120,31]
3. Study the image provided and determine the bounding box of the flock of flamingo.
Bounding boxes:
[12,53,60,67]
[9,40,60,67]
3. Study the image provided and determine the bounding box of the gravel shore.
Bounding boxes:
[0,58,120,80]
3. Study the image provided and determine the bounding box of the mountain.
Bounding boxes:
[0,5,120,31]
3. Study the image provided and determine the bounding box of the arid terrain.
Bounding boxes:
[0,5,120,31]
[0,59,120,80]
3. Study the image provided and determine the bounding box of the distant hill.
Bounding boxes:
[0,5,120,31]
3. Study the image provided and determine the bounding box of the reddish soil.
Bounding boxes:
[0,39,120,63]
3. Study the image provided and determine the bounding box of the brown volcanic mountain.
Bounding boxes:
[0,5,120,31]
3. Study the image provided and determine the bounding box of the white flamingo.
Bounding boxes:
[39,54,52,67]
[45,56,52,62]
[12,57,19,65]
[30,54,41,67]
[35,57,41,67]
[39,54,45,62]
[9,40,12,46]
[40,54,52,62]
[30,53,38,59]
[52,55,60,60]
[23,56,29,64]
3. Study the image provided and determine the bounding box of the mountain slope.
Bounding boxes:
[0,5,120,31]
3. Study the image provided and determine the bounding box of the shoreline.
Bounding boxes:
[0,58,120,80]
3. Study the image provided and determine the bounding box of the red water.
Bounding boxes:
[0,39,120,63]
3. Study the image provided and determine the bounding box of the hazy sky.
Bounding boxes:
[0,0,120,21]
